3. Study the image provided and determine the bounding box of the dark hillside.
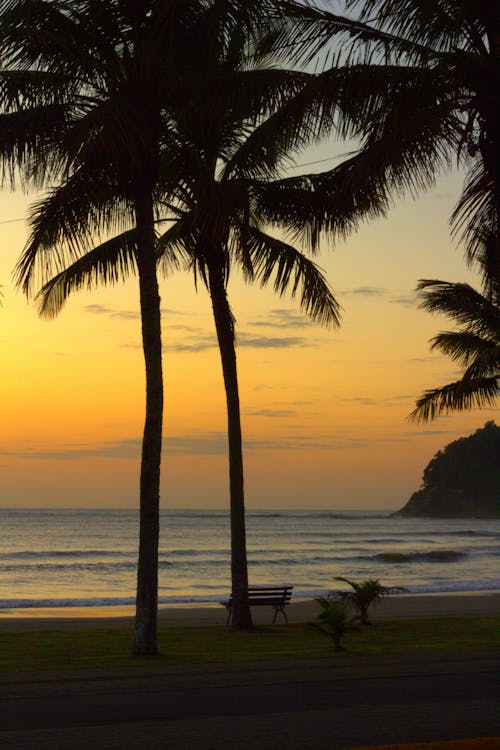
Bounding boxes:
[394,421,499,518]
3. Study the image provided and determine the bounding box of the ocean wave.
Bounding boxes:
[449,530,500,538]
[3,559,175,572]
[374,550,467,563]
[2,561,138,573]
[0,549,133,560]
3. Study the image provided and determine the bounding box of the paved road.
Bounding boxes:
[2,652,498,749]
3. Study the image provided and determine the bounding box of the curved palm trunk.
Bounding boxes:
[208,262,252,629]
[132,181,164,656]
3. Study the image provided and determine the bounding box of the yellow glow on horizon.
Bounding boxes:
[1,173,496,510]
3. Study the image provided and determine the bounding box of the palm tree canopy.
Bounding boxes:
[272,0,499,287]
[409,278,499,421]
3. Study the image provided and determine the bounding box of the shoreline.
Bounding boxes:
[1,591,498,631]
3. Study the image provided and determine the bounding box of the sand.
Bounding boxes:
[0,592,498,631]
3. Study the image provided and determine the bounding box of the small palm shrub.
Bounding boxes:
[334,577,405,625]
[315,596,360,650]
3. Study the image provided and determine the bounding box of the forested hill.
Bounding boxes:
[394,422,499,518]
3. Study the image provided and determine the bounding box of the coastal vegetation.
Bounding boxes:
[334,578,405,625]
[0,0,497,657]
[1,616,498,672]
[315,596,360,649]
[32,8,344,630]
[279,0,499,419]
[396,421,500,517]
[409,275,499,422]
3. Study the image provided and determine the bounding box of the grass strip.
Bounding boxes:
[1,616,498,672]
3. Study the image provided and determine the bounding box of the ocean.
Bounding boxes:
[1,508,499,609]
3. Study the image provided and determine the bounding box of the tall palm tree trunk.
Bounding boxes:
[208,262,252,629]
[132,180,164,655]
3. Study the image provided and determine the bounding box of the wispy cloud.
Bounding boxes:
[168,335,217,353]
[246,408,296,418]
[340,286,388,297]
[390,295,417,307]
[339,288,418,308]
[247,308,312,329]
[0,431,374,460]
[83,304,182,320]
[238,333,309,349]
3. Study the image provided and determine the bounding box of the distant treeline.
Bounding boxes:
[395,421,499,518]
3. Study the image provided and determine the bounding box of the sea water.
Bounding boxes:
[1,508,499,609]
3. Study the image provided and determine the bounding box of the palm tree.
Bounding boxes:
[409,278,499,421]
[270,1,499,421]
[0,0,215,655]
[334,576,403,625]
[32,8,344,630]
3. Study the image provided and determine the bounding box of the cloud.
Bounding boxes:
[340,286,388,297]
[0,430,372,460]
[238,333,309,349]
[0,438,143,461]
[407,356,439,364]
[338,288,418,308]
[246,408,296,418]
[390,295,417,307]
[341,393,415,407]
[84,303,113,315]
[247,308,312,329]
[83,304,182,320]
[168,335,217,353]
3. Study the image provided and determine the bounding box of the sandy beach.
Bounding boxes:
[1,592,498,631]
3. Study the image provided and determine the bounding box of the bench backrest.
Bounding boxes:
[227,585,293,604]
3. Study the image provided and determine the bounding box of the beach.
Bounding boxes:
[1,591,498,631]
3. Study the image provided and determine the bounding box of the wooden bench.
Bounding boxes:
[221,585,293,625]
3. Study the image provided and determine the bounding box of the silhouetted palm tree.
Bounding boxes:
[273,1,499,421]
[0,0,216,655]
[276,0,498,279]
[32,8,343,629]
[409,278,499,421]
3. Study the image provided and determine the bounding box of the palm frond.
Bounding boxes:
[155,216,194,277]
[450,159,497,275]
[14,169,131,297]
[36,229,139,319]
[416,279,500,336]
[409,375,498,422]
[430,331,499,370]
[271,1,437,68]
[351,0,488,54]
[246,227,341,328]
[0,104,70,186]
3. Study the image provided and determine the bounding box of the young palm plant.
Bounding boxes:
[334,576,404,625]
[315,595,359,650]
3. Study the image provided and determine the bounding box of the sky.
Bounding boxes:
[1,148,497,510]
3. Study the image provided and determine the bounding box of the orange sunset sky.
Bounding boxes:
[1,145,496,510]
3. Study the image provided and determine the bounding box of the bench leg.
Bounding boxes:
[225,605,232,626]
[272,605,288,624]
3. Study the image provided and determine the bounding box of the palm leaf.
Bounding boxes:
[409,376,498,422]
[14,168,131,297]
[430,331,499,371]
[36,229,139,319]
[245,227,341,328]
[416,280,500,336]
